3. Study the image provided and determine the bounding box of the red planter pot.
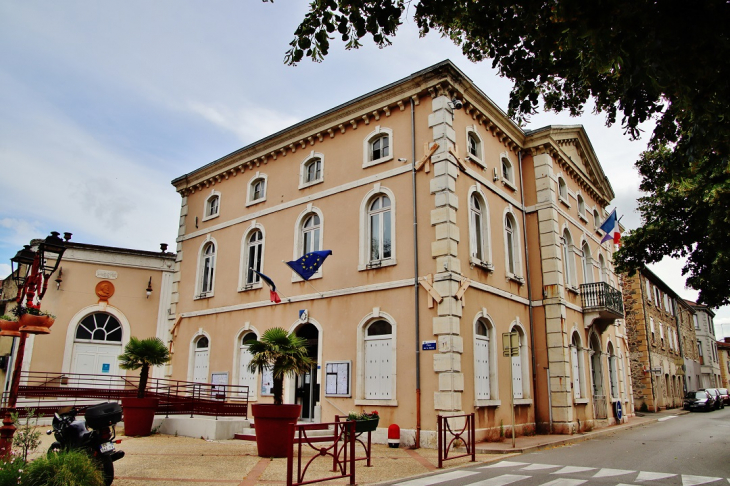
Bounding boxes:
[251,404,301,458]
[0,319,21,337]
[18,314,55,335]
[121,397,159,436]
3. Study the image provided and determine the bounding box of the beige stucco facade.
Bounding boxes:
[169,61,632,446]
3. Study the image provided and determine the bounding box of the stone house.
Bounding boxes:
[686,301,721,388]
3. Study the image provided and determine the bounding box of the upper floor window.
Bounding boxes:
[558,176,568,203]
[363,126,393,168]
[300,152,324,189]
[562,229,576,288]
[504,213,522,280]
[204,193,220,220]
[577,194,586,219]
[465,127,484,167]
[368,195,392,262]
[599,254,608,283]
[247,173,267,206]
[245,229,263,287]
[694,314,700,329]
[501,156,514,186]
[594,209,602,232]
[469,192,491,266]
[581,242,593,284]
[302,214,321,255]
[198,241,216,296]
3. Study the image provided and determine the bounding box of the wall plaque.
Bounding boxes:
[96,270,118,280]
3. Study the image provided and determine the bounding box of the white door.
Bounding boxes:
[194,348,210,383]
[239,345,256,397]
[71,342,122,388]
[364,338,391,399]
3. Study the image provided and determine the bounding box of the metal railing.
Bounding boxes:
[2,371,248,419]
[580,282,624,316]
[437,413,476,468]
[334,415,375,467]
[287,421,355,486]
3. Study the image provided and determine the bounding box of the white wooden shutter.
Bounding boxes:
[239,347,257,397]
[512,356,523,399]
[571,346,581,399]
[194,349,210,383]
[365,338,391,399]
[475,338,490,399]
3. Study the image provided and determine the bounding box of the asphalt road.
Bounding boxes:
[390,408,730,486]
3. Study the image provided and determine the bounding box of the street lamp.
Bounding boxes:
[0,232,69,457]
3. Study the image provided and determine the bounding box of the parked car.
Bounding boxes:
[701,388,724,409]
[684,390,715,412]
[717,388,730,405]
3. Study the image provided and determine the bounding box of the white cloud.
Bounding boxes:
[0,263,10,280]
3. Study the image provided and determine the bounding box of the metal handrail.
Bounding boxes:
[580,282,624,315]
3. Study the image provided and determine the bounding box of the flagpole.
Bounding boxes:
[305,281,323,297]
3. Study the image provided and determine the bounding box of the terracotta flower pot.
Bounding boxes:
[18,314,55,335]
[121,397,160,436]
[251,403,301,458]
[0,319,21,337]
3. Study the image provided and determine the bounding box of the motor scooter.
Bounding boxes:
[47,402,125,486]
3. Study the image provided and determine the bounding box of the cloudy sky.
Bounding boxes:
[1,1,727,334]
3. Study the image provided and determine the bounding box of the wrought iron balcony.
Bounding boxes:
[580,282,624,319]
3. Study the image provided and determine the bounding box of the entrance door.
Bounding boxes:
[71,312,124,388]
[295,323,319,420]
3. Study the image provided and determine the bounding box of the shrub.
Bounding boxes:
[0,455,25,486]
[23,451,104,486]
[12,409,42,463]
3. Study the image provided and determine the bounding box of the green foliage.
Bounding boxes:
[346,410,378,421]
[118,336,171,398]
[24,451,105,486]
[245,327,314,405]
[0,315,17,322]
[11,409,42,463]
[0,455,25,486]
[273,0,730,306]
[11,307,54,319]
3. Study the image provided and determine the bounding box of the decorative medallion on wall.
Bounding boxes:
[95,280,115,303]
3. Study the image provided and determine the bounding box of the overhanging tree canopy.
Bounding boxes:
[266,0,730,307]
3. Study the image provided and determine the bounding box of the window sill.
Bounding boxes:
[507,273,524,285]
[579,213,588,223]
[502,179,517,192]
[202,213,219,222]
[574,398,590,405]
[466,153,486,169]
[238,282,263,292]
[475,399,501,407]
[246,197,266,208]
[362,155,394,169]
[470,257,494,272]
[299,179,324,190]
[354,399,397,407]
[194,292,214,300]
[358,259,397,271]
[291,271,322,283]
[559,197,571,208]
[513,398,533,406]
[567,285,580,295]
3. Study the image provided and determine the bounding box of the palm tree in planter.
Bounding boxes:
[246,327,314,457]
[118,337,171,436]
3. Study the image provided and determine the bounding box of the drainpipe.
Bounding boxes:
[638,273,657,411]
[410,97,422,448]
[517,150,539,429]
[673,302,687,395]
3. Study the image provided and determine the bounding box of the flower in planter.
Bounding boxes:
[347,410,379,421]
[12,306,55,319]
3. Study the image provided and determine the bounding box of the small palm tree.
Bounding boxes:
[246,327,314,405]
[118,337,171,398]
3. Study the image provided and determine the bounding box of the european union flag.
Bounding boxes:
[286,250,333,281]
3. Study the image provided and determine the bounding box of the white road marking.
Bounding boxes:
[395,470,479,486]
[682,475,723,486]
[467,474,531,486]
[552,467,595,475]
[593,469,635,478]
[636,472,678,482]
[658,416,678,422]
[482,461,530,469]
[522,464,561,471]
[537,479,587,486]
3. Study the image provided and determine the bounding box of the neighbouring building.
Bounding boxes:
[168,60,631,446]
[717,338,730,389]
[622,267,700,411]
[687,301,721,388]
[0,240,175,403]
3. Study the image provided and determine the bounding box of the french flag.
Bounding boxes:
[251,269,281,303]
[599,209,621,245]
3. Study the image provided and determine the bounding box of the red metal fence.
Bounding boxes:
[437,413,476,468]
[1,371,248,419]
[287,421,356,486]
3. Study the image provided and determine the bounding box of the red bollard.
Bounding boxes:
[388,423,400,448]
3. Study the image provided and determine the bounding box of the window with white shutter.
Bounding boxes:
[364,320,393,399]
[474,319,491,400]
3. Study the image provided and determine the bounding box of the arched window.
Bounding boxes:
[562,229,576,288]
[599,254,608,283]
[510,324,529,399]
[370,135,389,162]
[239,332,258,396]
[474,318,493,400]
[594,209,602,231]
[608,342,618,399]
[505,213,520,277]
[304,158,322,184]
[75,313,122,342]
[364,320,393,399]
[206,195,219,218]
[582,242,593,284]
[577,194,586,218]
[245,230,263,286]
[199,242,216,295]
[368,195,392,262]
[501,157,514,184]
[468,133,481,159]
[301,213,321,256]
[558,177,568,201]
[363,126,393,167]
[469,193,490,263]
[251,179,265,201]
[193,335,210,384]
[571,332,586,399]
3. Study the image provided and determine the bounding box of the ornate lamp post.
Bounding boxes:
[0,231,68,457]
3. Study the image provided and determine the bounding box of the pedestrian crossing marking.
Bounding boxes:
[636,472,677,482]
[658,416,677,422]
[483,461,529,469]
[553,467,595,475]
[537,479,587,486]
[395,470,479,486]
[468,474,531,486]
[593,469,635,478]
[682,475,723,486]
[522,464,561,471]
